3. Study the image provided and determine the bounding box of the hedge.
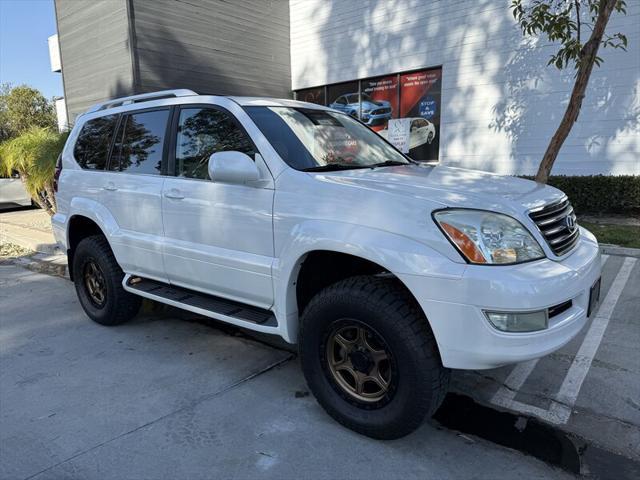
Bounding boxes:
[520,175,640,215]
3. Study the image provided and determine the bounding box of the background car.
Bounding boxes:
[329,93,392,126]
[0,171,32,210]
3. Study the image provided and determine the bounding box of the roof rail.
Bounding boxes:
[85,89,198,114]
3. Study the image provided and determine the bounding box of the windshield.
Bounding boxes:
[244,106,410,171]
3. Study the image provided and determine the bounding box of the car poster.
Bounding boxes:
[360,75,398,132]
[327,82,360,119]
[399,69,442,161]
[295,86,325,106]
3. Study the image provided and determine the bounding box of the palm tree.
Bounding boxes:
[0,127,67,215]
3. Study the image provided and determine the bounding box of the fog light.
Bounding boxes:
[484,310,548,332]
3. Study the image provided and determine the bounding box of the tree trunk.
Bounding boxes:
[535,0,618,183]
[19,172,55,216]
[44,181,57,213]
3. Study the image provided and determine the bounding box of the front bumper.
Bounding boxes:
[362,112,392,126]
[399,228,601,369]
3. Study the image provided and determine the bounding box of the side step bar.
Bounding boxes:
[123,275,278,329]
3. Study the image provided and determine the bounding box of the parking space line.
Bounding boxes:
[551,256,637,421]
[491,253,618,423]
[491,359,538,407]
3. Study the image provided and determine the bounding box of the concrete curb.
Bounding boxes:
[9,252,68,278]
[600,244,640,258]
[0,222,60,255]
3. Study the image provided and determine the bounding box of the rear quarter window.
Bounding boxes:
[73,114,119,170]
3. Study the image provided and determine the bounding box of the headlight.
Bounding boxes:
[433,209,545,264]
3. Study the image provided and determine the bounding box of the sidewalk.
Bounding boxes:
[0,208,59,255]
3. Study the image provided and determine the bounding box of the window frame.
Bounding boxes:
[105,106,174,177]
[167,103,260,181]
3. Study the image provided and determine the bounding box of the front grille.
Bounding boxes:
[372,107,391,115]
[529,197,579,256]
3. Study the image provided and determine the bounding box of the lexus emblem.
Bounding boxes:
[566,215,576,230]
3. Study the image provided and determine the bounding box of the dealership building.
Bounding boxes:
[53,0,639,175]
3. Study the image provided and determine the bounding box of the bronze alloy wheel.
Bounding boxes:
[83,259,107,308]
[325,322,394,404]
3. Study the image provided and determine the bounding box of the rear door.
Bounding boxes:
[100,107,171,281]
[161,105,275,308]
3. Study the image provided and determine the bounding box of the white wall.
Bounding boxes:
[48,34,61,72]
[290,0,639,175]
[54,97,68,132]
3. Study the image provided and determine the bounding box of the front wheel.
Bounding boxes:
[299,276,449,439]
[72,235,141,326]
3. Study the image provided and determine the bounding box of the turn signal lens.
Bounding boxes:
[440,222,487,263]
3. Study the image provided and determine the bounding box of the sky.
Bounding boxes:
[0,0,63,99]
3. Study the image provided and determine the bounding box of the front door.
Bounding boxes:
[161,105,275,309]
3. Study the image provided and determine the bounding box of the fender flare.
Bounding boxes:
[66,197,122,262]
[272,220,465,343]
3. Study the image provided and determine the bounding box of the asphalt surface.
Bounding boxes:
[0,263,574,480]
[453,253,640,466]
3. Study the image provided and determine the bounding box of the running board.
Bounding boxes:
[123,275,278,328]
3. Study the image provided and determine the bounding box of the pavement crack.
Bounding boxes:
[23,354,294,480]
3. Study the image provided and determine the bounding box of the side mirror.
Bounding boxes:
[208,151,260,184]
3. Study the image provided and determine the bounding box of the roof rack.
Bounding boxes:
[85,89,198,114]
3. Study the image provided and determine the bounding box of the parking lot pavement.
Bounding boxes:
[452,253,640,463]
[1,264,573,480]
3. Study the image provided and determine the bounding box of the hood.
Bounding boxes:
[362,100,390,109]
[313,164,565,215]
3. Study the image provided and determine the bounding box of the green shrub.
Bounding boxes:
[521,175,640,215]
[0,127,68,215]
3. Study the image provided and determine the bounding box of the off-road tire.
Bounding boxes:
[299,275,449,439]
[73,235,141,326]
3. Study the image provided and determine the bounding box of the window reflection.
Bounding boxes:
[112,110,169,175]
[74,115,118,170]
[176,108,255,180]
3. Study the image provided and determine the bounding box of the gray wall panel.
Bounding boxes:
[55,0,134,122]
[131,0,291,97]
[55,0,292,123]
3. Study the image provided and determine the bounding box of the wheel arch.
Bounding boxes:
[66,214,108,281]
[65,197,120,281]
[274,223,463,345]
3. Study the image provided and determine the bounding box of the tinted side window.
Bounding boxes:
[73,115,118,170]
[175,108,255,180]
[112,109,169,175]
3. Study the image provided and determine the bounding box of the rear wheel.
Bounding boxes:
[72,235,141,326]
[299,276,449,439]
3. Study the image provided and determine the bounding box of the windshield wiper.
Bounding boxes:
[368,160,410,169]
[302,164,371,172]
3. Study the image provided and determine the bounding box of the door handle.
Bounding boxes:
[103,182,118,191]
[164,189,185,200]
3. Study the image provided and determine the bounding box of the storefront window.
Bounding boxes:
[295,67,442,162]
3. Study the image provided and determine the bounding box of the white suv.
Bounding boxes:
[53,90,602,439]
